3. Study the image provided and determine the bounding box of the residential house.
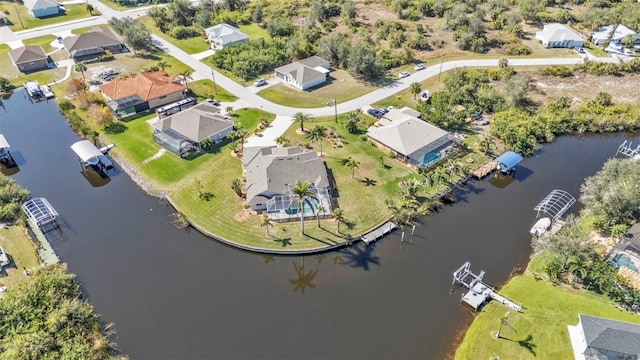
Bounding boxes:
[99,71,187,118]
[568,314,640,360]
[204,24,249,50]
[366,107,451,167]
[243,146,331,217]
[274,56,331,90]
[63,27,126,61]
[149,102,234,158]
[23,0,60,18]
[591,24,640,47]
[535,23,584,48]
[8,46,48,72]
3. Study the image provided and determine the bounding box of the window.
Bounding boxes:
[159,95,167,99]
[29,62,35,67]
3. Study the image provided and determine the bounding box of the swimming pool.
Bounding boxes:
[285,198,320,215]
[610,253,639,272]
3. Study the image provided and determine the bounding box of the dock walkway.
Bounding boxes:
[453,262,522,312]
[471,160,498,179]
[361,221,397,245]
[26,219,59,265]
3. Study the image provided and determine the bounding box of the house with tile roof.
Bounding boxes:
[149,102,234,158]
[535,23,584,48]
[99,71,187,118]
[243,146,331,217]
[366,107,451,168]
[8,46,48,72]
[274,56,331,90]
[23,0,60,18]
[204,24,249,50]
[568,314,640,360]
[63,27,126,61]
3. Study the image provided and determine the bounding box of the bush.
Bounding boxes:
[504,44,532,55]
[543,65,573,77]
[169,26,201,39]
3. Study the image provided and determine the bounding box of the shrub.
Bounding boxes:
[169,26,201,39]
[544,65,573,77]
[504,44,532,55]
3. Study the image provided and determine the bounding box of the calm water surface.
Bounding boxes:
[1,91,637,359]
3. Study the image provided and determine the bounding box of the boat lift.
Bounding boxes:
[533,189,576,222]
[615,141,640,159]
[452,262,522,312]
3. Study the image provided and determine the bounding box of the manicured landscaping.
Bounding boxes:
[4,3,97,31]
[138,16,209,55]
[22,35,56,54]
[257,70,379,108]
[0,225,41,289]
[188,79,237,103]
[455,257,640,360]
[0,52,66,87]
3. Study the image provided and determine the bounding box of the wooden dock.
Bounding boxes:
[471,160,498,179]
[361,221,397,245]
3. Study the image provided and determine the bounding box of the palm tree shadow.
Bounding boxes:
[359,177,377,186]
[272,237,292,247]
[338,243,381,270]
[502,334,536,356]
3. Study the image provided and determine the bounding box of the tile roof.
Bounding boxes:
[580,314,640,357]
[62,27,122,57]
[149,102,233,142]
[99,71,186,102]
[8,46,47,64]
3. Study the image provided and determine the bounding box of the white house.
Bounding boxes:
[23,0,60,18]
[535,23,584,48]
[204,24,249,50]
[590,24,640,46]
[274,56,331,90]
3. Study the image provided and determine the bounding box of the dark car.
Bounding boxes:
[574,47,585,54]
[367,108,383,118]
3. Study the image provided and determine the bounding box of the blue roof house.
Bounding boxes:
[23,0,61,18]
[495,151,523,173]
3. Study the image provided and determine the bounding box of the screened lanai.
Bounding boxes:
[265,185,332,221]
[533,190,576,221]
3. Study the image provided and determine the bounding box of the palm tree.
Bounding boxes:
[410,82,421,99]
[260,214,273,236]
[498,58,509,69]
[294,112,311,132]
[229,127,249,155]
[288,180,319,234]
[307,125,327,156]
[478,131,493,155]
[399,178,424,200]
[567,256,588,283]
[332,208,345,233]
[75,63,87,81]
[445,159,459,181]
[433,166,448,189]
[275,135,290,147]
[226,106,234,116]
[231,178,243,198]
[86,3,94,15]
[345,157,360,179]
[179,70,192,89]
[157,61,171,71]
[315,204,325,227]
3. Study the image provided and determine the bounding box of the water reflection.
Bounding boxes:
[288,257,319,293]
[80,168,111,187]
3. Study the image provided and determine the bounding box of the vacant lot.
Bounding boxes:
[530,73,640,106]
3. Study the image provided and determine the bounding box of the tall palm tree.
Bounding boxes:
[179,70,192,89]
[332,208,344,233]
[294,112,311,132]
[75,63,87,81]
[307,125,327,156]
[157,61,171,71]
[345,157,360,179]
[410,82,421,99]
[260,214,273,236]
[288,180,318,234]
[315,204,325,228]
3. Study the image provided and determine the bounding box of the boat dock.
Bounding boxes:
[471,160,497,179]
[452,262,522,312]
[361,221,397,245]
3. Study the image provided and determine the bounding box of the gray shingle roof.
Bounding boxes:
[274,62,326,85]
[244,146,329,206]
[580,314,640,357]
[204,24,249,45]
[150,102,233,142]
[63,27,122,57]
[298,55,330,69]
[8,46,47,64]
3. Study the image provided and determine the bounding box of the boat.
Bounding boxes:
[40,84,54,99]
[24,81,43,97]
[530,217,551,237]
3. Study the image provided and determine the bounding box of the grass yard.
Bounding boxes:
[138,16,209,55]
[0,52,66,87]
[22,35,56,54]
[4,3,97,31]
[455,257,640,360]
[71,25,97,35]
[0,44,9,53]
[188,79,237,103]
[238,24,271,41]
[96,0,135,11]
[257,70,379,108]
[0,225,41,289]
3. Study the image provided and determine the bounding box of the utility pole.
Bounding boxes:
[211,68,218,96]
[15,4,24,29]
[333,98,337,123]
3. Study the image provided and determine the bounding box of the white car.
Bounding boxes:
[414,63,425,71]
[254,78,267,87]
[398,71,410,79]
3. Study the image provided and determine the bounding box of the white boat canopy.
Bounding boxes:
[70,140,113,169]
[0,134,9,149]
[533,189,576,222]
[21,198,59,228]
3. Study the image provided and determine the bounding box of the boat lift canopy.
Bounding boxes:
[71,140,113,169]
[494,151,523,172]
[533,189,576,221]
[0,135,9,150]
[21,198,59,228]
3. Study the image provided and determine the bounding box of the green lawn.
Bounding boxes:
[0,44,9,53]
[138,16,209,55]
[71,25,98,35]
[4,3,97,31]
[22,35,56,54]
[188,79,237,103]
[238,24,271,41]
[0,52,66,87]
[257,69,379,108]
[455,258,640,360]
[96,0,135,11]
[0,225,41,289]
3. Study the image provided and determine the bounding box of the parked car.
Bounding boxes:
[254,78,267,87]
[574,47,585,54]
[377,107,389,114]
[367,108,383,118]
[398,71,410,79]
[414,63,425,71]
[205,98,220,106]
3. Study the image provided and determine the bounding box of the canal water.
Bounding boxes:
[1,91,637,359]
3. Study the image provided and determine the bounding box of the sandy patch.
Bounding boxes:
[142,149,166,164]
[234,210,252,222]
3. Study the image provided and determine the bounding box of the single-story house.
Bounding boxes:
[274,56,331,90]
[367,107,451,168]
[567,314,640,360]
[204,23,249,50]
[591,24,640,46]
[8,46,48,72]
[149,102,234,158]
[63,27,126,61]
[243,146,332,217]
[23,0,60,18]
[535,23,584,48]
[99,71,187,118]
